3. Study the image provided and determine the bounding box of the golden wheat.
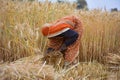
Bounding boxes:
[0,0,120,62]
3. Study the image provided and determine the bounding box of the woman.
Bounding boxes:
[41,15,83,65]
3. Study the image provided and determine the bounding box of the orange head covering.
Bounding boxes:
[41,21,74,38]
[41,23,52,36]
[42,26,49,36]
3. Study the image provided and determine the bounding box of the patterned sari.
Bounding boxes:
[47,15,83,63]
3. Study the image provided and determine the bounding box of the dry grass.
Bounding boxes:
[0,54,55,80]
[79,10,120,61]
[0,54,108,80]
[0,54,120,80]
[0,0,120,62]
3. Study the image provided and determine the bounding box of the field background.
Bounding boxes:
[0,0,120,80]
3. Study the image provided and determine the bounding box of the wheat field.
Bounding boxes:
[0,0,120,80]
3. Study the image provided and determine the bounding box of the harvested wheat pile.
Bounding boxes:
[0,53,120,80]
[104,53,120,65]
[42,51,65,70]
[0,55,55,80]
[55,62,107,80]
